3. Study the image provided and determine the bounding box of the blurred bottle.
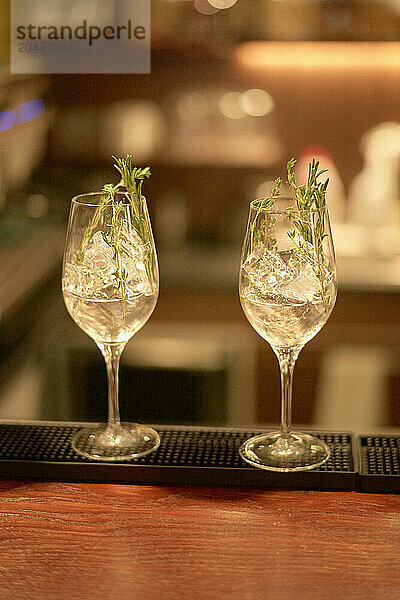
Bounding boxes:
[348,122,400,256]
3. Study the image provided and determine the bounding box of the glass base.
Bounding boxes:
[71,423,160,462]
[239,432,330,472]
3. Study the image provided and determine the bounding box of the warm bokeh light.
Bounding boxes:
[102,100,166,160]
[360,122,400,163]
[217,91,244,119]
[236,42,400,69]
[208,0,237,9]
[194,0,219,15]
[239,89,275,117]
[177,91,209,120]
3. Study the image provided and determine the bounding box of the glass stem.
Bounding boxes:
[99,343,125,431]
[276,346,301,440]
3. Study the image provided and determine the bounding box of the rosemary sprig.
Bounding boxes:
[250,177,282,252]
[112,156,155,283]
[247,157,332,309]
[74,156,154,304]
[101,184,128,309]
[286,157,330,307]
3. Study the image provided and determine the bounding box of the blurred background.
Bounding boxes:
[0,0,399,433]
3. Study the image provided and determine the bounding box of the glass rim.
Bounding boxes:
[250,197,328,215]
[71,191,146,207]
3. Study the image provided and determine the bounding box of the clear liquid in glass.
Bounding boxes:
[240,247,336,348]
[63,290,157,344]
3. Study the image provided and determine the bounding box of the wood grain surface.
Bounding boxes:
[0,481,400,600]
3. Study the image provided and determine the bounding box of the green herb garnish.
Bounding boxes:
[248,157,331,308]
[74,155,154,308]
[286,157,330,307]
[250,176,282,252]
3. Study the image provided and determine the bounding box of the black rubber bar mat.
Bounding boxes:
[0,422,356,490]
[357,435,400,494]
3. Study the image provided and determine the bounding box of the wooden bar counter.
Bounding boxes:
[0,480,399,599]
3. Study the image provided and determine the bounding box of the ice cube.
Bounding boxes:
[283,247,335,304]
[282,261,321,303]
[63,262,81,295]
[120,222,150,261]
[63,262,104,297]
[65,227,154,300]
[287,246,333,279]
[243,244,297,288]
[124,257,153,297]
[83,231,114,270]
[244,284,307,308]
[285,248,307,274]
[242,243,266,277]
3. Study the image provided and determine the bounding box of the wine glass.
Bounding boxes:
[62,192,160,461]
[239,196,337,471]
